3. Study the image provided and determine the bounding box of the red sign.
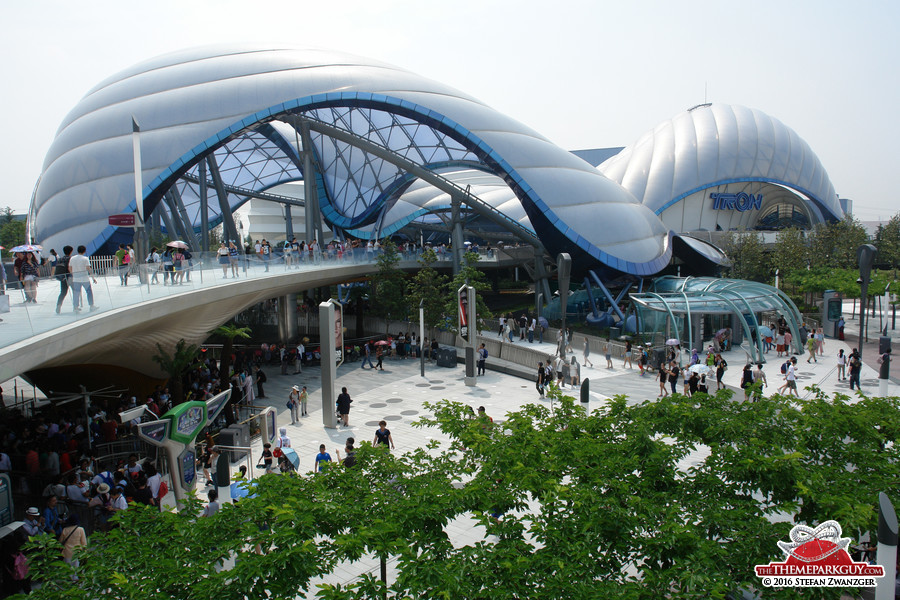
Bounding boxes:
[108,213,136,227]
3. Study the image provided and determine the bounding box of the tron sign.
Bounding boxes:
[710,192,763,211]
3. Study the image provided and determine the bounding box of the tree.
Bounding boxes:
[151,338,200,405]
[213,323,252,388]
[444,251,493,333]
[875,213,900,270]
[807,215,870,270]
[370,238,406,322]
[770,227,809,282]
[22,388,900,599]
[718,229,769,282]
[406,247,448,337]
[0,219,25,259]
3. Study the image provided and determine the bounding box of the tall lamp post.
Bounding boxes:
[858,244,877,362]
[557,253,572,360]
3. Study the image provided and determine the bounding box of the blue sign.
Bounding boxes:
[711,192,762,211]
[179,449,196,487]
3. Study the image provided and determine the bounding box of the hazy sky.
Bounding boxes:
[2,0,897,221]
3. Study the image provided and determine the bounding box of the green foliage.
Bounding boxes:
[371,238,406,319]
[786,267,892,298]
[807,215,870,270]
[0,218,26,259]
[770,227,809,278]
[406,247,448,335]
[20,388,900,599]
[212,323,252,386]
[444,251,493,330]
[719,230,769,282]
[875,213,900,268]
[151,339,200,404]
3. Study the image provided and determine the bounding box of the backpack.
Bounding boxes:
[157,480,169,499]
[780,361,789,374]
[11,552,27,581]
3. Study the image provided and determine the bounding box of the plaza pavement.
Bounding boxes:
[231,330,897,596]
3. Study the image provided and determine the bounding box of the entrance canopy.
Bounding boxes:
[631,276,804,363]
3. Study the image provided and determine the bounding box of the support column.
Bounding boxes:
[318,301,338,429]
[533,256,552,312]
[164,191,198,248]
[278,293,298,343]
[159,200,179,242]
[284,204,295,241]
[300,120,319,246]
[450,196,465,275]
[199,159,209,251]
[206,154,240,245]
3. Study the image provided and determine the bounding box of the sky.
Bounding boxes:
[1,0,898,222]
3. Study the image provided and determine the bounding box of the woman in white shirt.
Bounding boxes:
[836,348,847,381]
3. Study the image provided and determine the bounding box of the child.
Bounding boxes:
[259,443,274,473]
[314,444,332,472]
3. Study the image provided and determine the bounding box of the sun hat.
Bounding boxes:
[26,507,40,516]
[97,483,110,494]
[292,385,300,391]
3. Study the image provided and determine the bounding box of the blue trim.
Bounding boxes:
[654,177,841,222]
[100,92,668,275]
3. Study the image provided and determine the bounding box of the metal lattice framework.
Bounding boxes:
[631,276,804,363]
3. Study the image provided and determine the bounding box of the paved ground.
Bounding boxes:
[225,330,896,595]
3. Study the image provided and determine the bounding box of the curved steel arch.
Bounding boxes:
[134,92,665,274]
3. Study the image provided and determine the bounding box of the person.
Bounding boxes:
[217,242,230,277]
[497,315,505,338]
[259,443,274,473]
[288,386,301,424]
[715,355,727,390]
[201,489,220,517]
[361,341,375,369]
[23,507,44,537]
[228,241,241,277]
[669,361,680,395]
[848,349,862,391]
[314,444,332,472]
[536,362,546,399]
[837,316,845,340]
[784,357,799,397]
[783,329,793,354]
[336,387,352,427]
[374,421,395,450]
[172,247,186,284]
[570,356,580,386]
[656,363,668,398]
[43,495,63,536]
[334,438,357,468]
[806,335,817,363]
[697,374,709,394]
[375,344,384,371]
[604,342,612,369]
[283,239,293,269]
[256,366,267,398]
[20,252,39,302]
[528,317,536,343]
[623,341,633,369]
[299,385,309,417]
[477,343,488,376]
[741,364,754,401]
[687,371,700,397]
[836,348,847,381]
[477,406,493,428]
[638,346,648,375]
[294,341,305,374]
[775,331,785,357]
[115,244,129,285]
[109,486,128,513]
[147,246,161,284]
[261,239,271,271]
[752,363,768,400]
[276,427,291,449]
[559,354,570,388]
[815,327,825,357]
[583,338,593,368]
[59,514,87,574]
[54,245,73,314]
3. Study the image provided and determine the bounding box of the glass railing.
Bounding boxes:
[0,247,505,350]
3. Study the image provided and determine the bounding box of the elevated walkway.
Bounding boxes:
[0,249,521,385]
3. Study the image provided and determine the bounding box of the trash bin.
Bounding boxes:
[436,347,458,368]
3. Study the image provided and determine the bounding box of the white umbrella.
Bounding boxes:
[688,364,711,375]
[665,338,680,346]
